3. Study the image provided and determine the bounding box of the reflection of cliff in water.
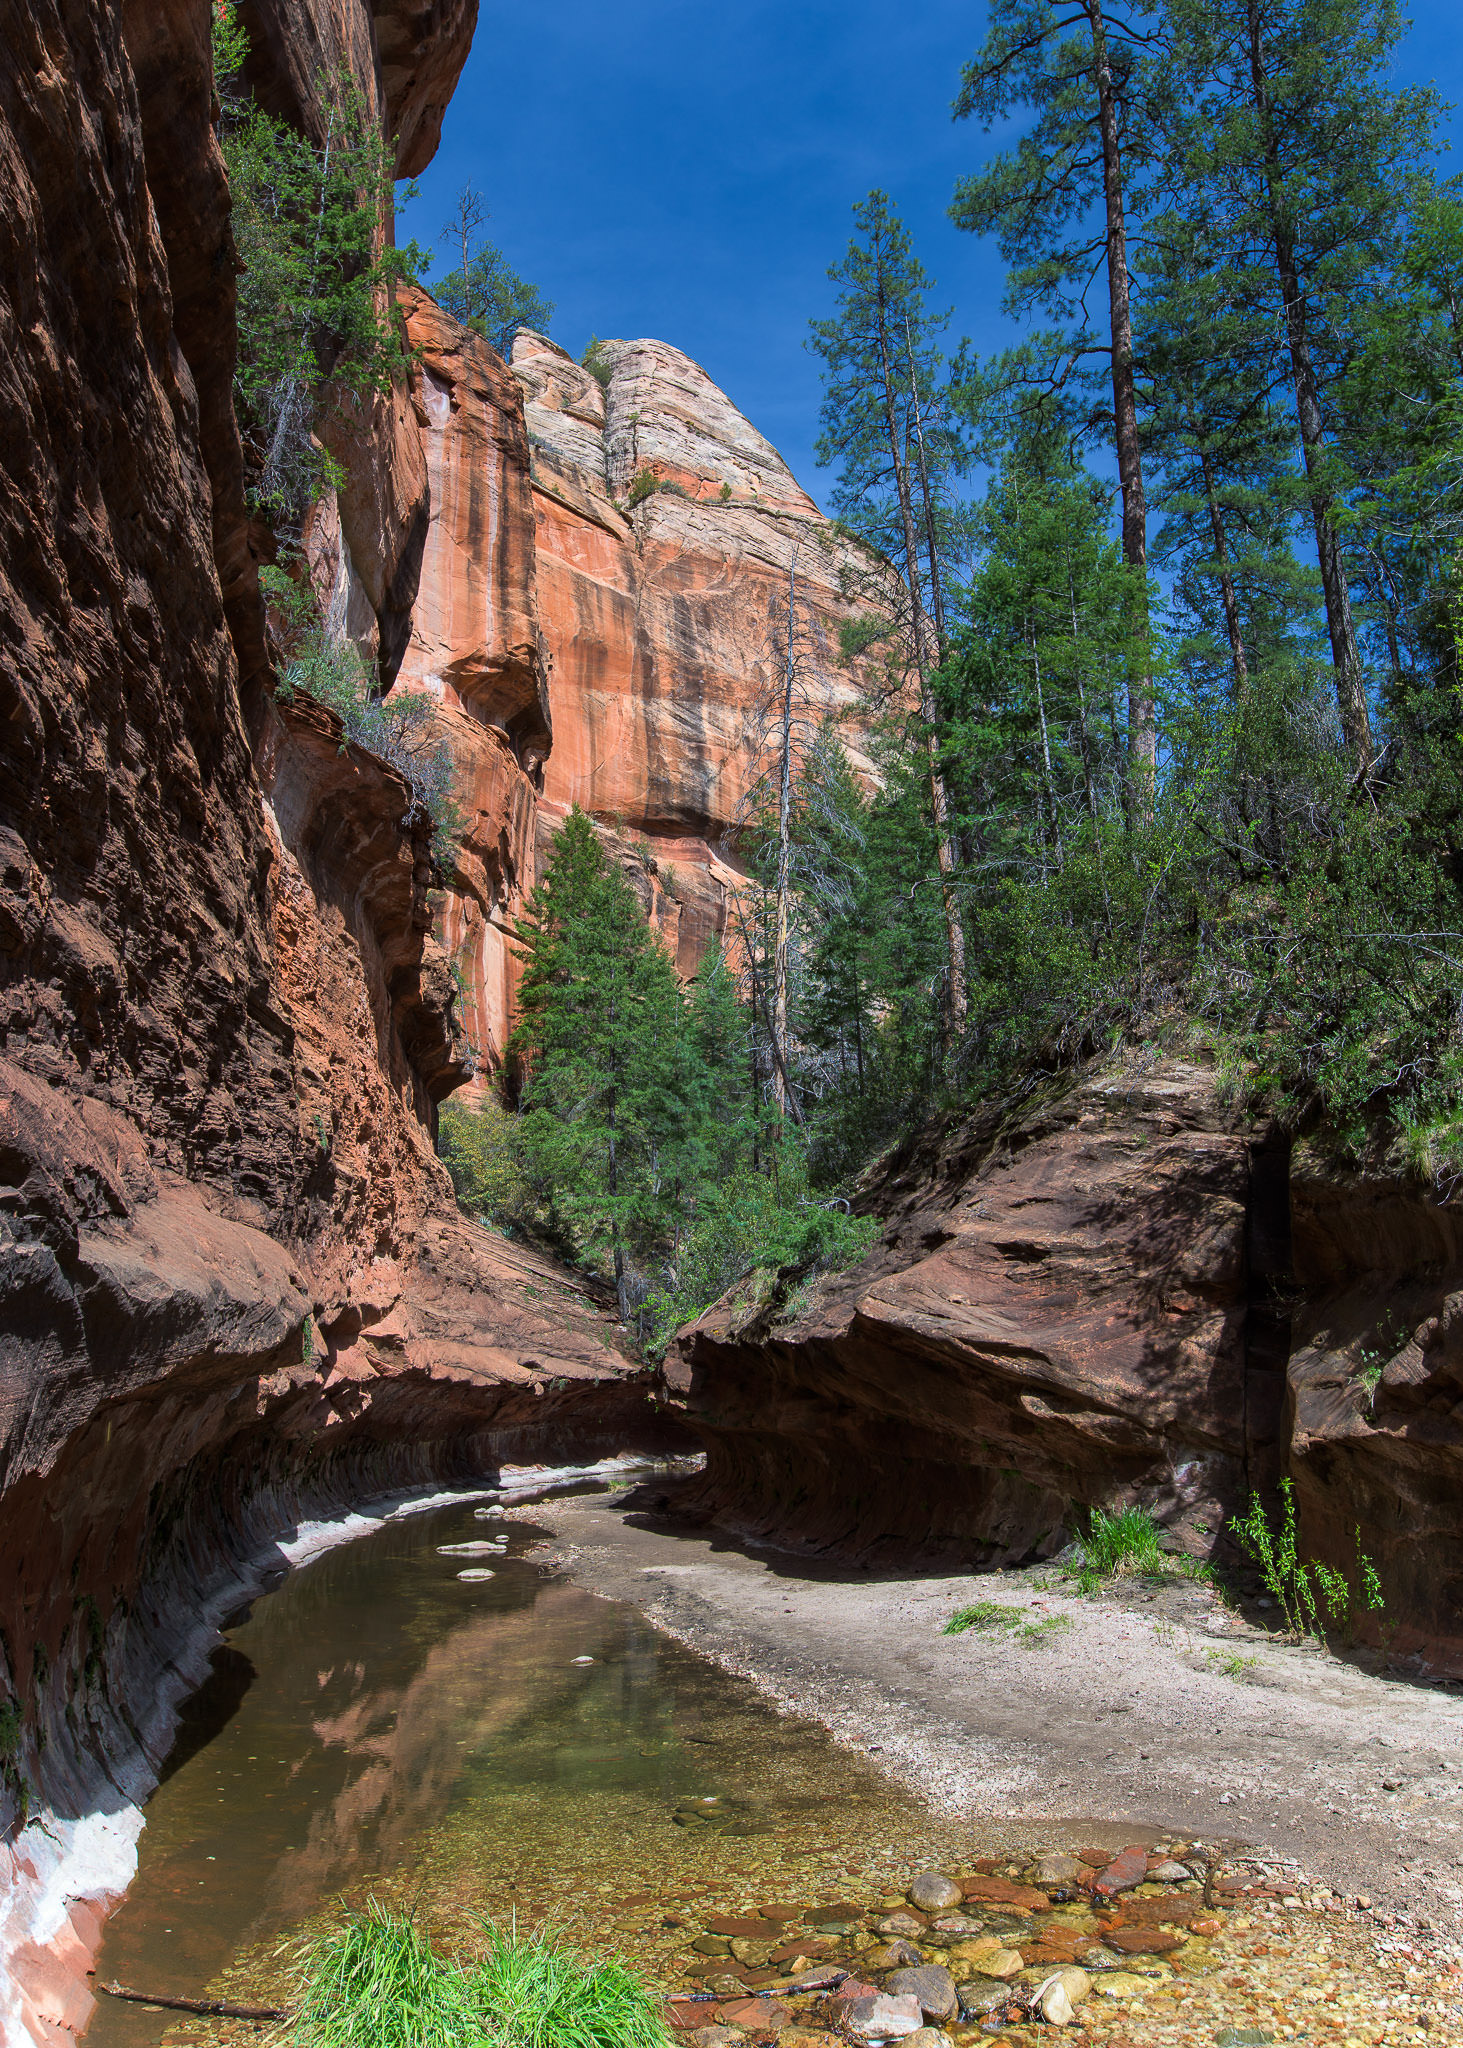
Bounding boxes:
[88,1485,967,2048]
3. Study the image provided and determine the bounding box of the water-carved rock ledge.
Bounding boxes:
[660,1057,1463,1673]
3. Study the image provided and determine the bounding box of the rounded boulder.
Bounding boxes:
[906,1872,963,1914]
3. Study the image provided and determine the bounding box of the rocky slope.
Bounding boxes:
[660,1055,1463,1676]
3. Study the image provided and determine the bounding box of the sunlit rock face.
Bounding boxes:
[512,330,884,978]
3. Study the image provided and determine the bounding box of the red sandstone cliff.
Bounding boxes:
[385,317,889,1074]
[0,5,670,2039]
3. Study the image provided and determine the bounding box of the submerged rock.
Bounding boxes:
[884,1965,957,2022]
[907,1873,962,1913]
[837,1991,925,2042]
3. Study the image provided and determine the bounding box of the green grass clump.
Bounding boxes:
[940,1603,1073,1647]
[294,1906,671,2048]
[470,1924,670,2048]
[1080,1505,1167,1582]
[941,1601,1025,1636]
[1017,1613,1072,1647]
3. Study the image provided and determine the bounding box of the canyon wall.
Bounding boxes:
[0,5,679,2040]
[660,1054,1463,1676]
[387,320,886,1073]
[0,0,883,2027]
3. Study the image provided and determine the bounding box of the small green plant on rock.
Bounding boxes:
[1228,1479,1385,1643]
[627,468,660,509]
[582,337,614,388]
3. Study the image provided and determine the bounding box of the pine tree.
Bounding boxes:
[509,809,688,1322]
[809,193,970,1045]
[1137,220,1314,704]
[438,184,555,357]
[950,0,1160,817]
[1157,0,1442,770]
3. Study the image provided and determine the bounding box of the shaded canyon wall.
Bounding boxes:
[660,1056,1463,1677]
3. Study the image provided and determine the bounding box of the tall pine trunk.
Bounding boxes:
[1086,0,1155,821]
[1183,392,1250,702]
[1243,0,1372,772]
[872,259,968,1044]
[771,557,796,1118]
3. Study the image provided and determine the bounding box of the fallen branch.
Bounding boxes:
[99,1982,290,2022]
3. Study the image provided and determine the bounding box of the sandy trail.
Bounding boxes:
[525,1492,1463,1938]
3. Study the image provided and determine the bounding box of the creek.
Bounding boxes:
[86,1468,974,2046]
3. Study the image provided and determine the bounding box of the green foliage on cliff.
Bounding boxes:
[261,563,456,856]
[437,184,555,358]
[212,3,426,529]
[437,810,872,1350]
[437,1096,530,1227]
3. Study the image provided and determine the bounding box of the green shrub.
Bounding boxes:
[627,469,660,509]
[638,1162,877,1358]
[1229,1480,1385,1642]
[581,337,614,388]
[262,563,456,857]
[438,1097,530,1226]
[213,4,427,529]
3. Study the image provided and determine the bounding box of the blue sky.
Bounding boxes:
[399,0,1463,511]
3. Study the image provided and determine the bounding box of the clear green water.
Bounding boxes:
[86,1477,981,2048]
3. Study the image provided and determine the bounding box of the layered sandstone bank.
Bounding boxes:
[660,1056,1463,1672]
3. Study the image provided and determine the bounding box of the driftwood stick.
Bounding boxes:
[99,1982,290,2022]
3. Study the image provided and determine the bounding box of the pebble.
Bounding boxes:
[1031,1853,1083,1888]
[874,1912,926,1939]
[715,1997,790,2030]
[1094,1845,1151,1895]
[690,2030,743,2048]
[902,2030,953,2048]
[865,1941,922,1970]
[1103,1924,1182,1955]
[728,1938,777,1965]
[954,1981,1009,2018]
[883,1965,957,2022]
[907,1872,963,1913]
[837,1992,925,2042]
[1146,1858,1193,1882]
[1093,1970,1155,1998]
[948,1942,1022,1982]
[1034,1965,1090,2022]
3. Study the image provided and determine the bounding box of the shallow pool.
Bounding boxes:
[86,1475,976,2045]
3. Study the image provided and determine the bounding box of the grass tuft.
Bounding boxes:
[293,1906,671,2048]
[941,1601,1025,1636]
[1080,1505,1167,1581]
